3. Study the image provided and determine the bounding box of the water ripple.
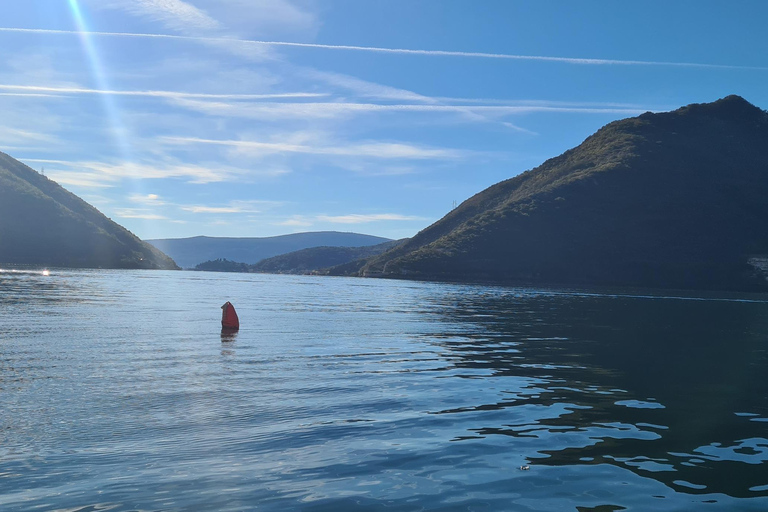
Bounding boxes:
[2,271,768,510]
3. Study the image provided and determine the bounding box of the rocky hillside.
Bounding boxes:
[338,96,768,292]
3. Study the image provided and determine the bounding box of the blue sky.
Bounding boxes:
[2,1,767,240]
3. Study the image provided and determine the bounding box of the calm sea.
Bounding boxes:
[2,269,768,511]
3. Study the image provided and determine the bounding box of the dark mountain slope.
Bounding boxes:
[347,96,768,292]
[148,232,392,268]
[0,151,178,269]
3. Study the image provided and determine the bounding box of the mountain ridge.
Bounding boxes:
[0,151,178,270]
[193,239,404,274]
[336,95,768,292]
[148,231,392,269]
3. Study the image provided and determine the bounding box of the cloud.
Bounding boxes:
[303,69,435,103]
[113,208,168,220]
[196,0,317,37]
[180,199,281,214]
[316,213,426,224]
[1,28,764,70]
[181,204,256,214]
[182,205,248,213]
[22,155,291,188]
[128,193,165,205]
[77,160,231,184]
[0,92,61,98]
[167,98,649,122]
[0,127,58,144]
[275,212,426,227]
[94,0,221,32]
[0,84,326,101]
[46,171,116,188]
[84,1,318,59]
[162,135,467,160]
[276,215,313,227]
[27,159,237,187]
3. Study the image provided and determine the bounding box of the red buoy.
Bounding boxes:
[221,301,240,331]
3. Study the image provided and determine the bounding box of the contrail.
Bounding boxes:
[0,84,326,100]
[1,27,765,70]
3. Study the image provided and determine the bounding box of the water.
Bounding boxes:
[2,269,768,511]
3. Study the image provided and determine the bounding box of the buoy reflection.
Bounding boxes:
[221,330,238,343]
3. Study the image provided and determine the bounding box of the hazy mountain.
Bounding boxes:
[193,240,403,274]
[336,96,768,292]
[0,151,178,270]
[148,232,392,269]
[247,239,404,274]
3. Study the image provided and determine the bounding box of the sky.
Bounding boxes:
[2,1,767,241]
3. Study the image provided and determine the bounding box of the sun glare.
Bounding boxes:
[66,0,151,229]
[66,0,128,154]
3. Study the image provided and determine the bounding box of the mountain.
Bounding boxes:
[246,239,404,274]
[194,258,251,273]
[194,240,403,274]
[147,232,392,269]
[0,151,178,270]
[338,96,768,292]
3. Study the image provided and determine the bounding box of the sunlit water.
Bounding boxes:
[2,270,768,511]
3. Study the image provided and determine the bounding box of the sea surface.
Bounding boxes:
[2,269,768,511]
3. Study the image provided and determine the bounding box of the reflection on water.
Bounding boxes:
[1,271,768,511]
[427,290,768,500]
[221,330,238,343]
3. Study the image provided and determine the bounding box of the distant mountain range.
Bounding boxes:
[332,96,768,292]
[195,239,404,274]
[0,151,178,270]
[148,232,392,269]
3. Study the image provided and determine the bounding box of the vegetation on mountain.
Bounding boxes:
[0,151,178,269]
[194,258,250,273]
[332,96,768,292]
[148,232,392,268]
[194,240,403,274]
[251,240,404,274]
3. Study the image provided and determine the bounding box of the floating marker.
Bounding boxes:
[221,301,240,331]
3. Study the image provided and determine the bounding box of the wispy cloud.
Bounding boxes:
[113,208,168,220]
[46,171,116,188]
[277,215,313,227]
[197,0,317,37]
[121,196,281,220]
[275,213,425,227]
[25,159,241,187]
[0,92,61,98]
[162,135,467,160]
[0,84,325,101]
[317,213,427,224]
[94,0,220,32]
[0,127,58,144]
[304,69,435,103]
[166,98,649,123]
[2,27,765,70]
[76,160,231,183]
[128,193,165,205]
[180,200,268,214]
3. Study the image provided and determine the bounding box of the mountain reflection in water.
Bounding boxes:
[425,288,768,499]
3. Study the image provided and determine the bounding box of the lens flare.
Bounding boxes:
[66,0,131,159]
[66,0,151,230]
